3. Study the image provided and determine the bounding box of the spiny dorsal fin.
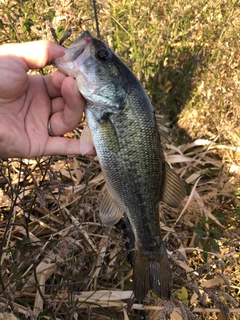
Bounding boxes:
[100,185,124,225]
[161,163,186,208]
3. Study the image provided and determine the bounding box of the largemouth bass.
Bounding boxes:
[53,31,186,301]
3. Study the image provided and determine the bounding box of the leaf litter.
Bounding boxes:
[0,130,239,319]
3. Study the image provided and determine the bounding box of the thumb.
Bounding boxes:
[0,40,64,70]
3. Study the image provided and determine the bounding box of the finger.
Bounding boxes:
[42,75,62,99]
[51,97,65,114]
[61,77,84,114]
[41,72,70,100]
[1,40,64,70]
[43,137,96,156]
[51,71,68,92]
[49,77,85,136]
[48,73,83,111]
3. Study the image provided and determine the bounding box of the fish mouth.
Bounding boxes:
[67,30,93,61]
[69,30,93,48]
[51,30,94,69]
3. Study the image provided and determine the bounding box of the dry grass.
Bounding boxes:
[0,141,239,319]
[0,0,240,319]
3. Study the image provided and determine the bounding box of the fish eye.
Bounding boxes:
[96,48,111,61]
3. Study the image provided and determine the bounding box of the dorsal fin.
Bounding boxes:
[100,185,124,225]
[161,163,186,207]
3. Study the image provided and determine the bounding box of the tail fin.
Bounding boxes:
[133,244,172,301]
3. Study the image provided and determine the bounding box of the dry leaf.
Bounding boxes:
[201,276,229,288]
[217,312,228,320]
[170,310,182,320]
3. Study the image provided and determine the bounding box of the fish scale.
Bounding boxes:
[53,30,186,301]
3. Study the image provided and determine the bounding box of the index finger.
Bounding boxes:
[0,40,64,70]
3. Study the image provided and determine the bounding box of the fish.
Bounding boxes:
[52,30,186,301]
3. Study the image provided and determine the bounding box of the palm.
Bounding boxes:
[0,40,89,159]
[0,59,51,157]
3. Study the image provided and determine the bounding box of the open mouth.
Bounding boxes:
[67,31,93,61]
[70,46,85,61]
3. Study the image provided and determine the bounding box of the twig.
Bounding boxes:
[176,247,236,259]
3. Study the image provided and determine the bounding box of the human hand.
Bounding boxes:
[0,40,95,159]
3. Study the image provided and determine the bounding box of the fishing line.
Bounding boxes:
[92,0,101,39]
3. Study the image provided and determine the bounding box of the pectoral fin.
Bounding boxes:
[161,163,186,208]
[100,185,124,225]
[79,124,95,155]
